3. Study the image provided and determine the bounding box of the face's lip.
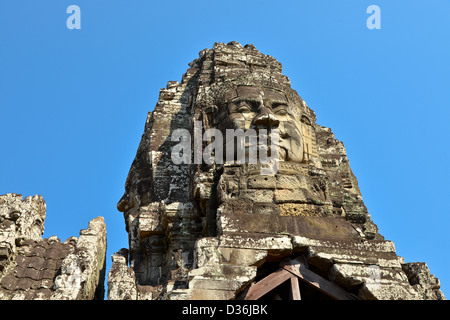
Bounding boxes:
[279,131,288,139]
[241,145,287,161]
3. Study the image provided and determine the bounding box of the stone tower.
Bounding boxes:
[108,42,445,300]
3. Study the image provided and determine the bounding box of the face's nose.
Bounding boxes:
[253,106,280,128]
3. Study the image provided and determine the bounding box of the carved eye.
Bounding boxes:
[273,105,289,116]
[238,102,252,113]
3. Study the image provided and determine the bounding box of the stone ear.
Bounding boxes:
[204,105,218,127]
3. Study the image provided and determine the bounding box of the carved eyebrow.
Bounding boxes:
[271,100,289,107]
[230,98,288,106]
[230,97,261,104]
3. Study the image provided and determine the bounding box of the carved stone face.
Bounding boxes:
[214,85,304,162]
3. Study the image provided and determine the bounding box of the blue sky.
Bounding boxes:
[1,0,449,298]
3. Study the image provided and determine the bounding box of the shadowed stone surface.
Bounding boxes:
[110,42,445,300]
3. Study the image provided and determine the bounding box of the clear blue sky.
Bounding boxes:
[1,0,449,298]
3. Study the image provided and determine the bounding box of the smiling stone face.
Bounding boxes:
[214,85,304,163]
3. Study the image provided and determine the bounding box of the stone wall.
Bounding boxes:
[0,193,106,300]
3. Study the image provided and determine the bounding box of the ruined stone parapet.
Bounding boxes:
[402,262,444,300]
[0,193,106,300]
[107,249,137,300]
[51,216,107,300]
